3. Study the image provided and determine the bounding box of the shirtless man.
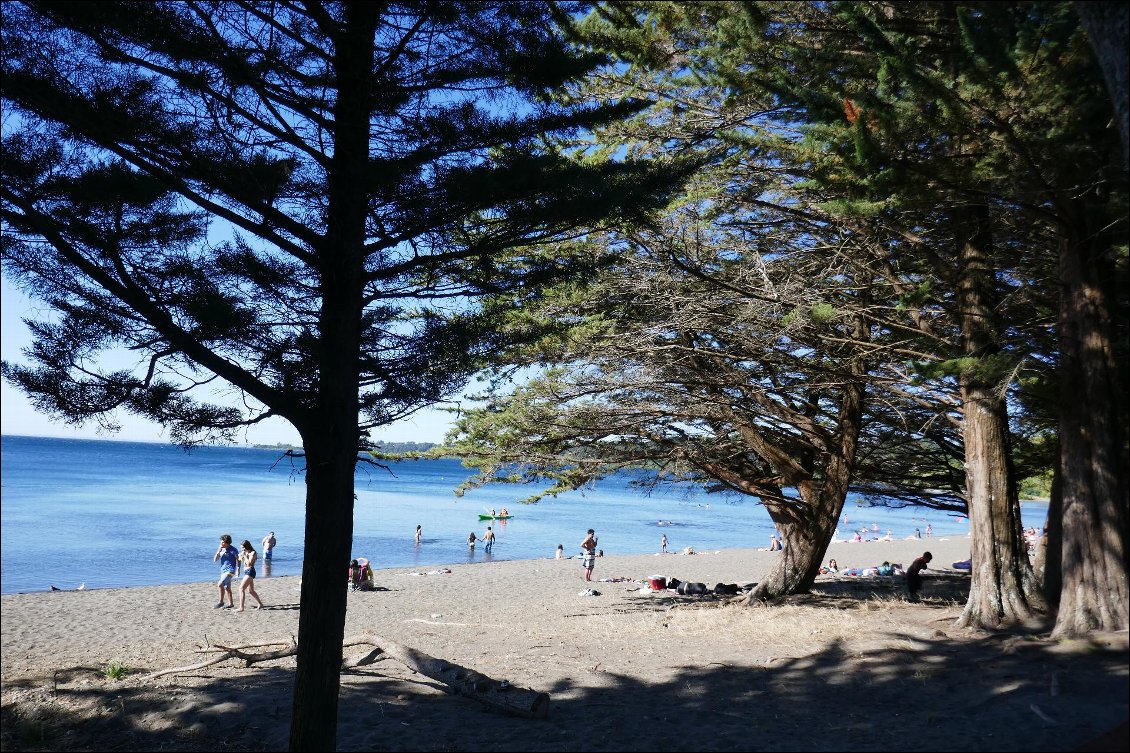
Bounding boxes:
[580,529,598,582]
[260,531,276,561]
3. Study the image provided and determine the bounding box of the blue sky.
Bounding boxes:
[1,274,455,445]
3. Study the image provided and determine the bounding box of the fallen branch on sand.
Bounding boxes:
[140,632,550,718]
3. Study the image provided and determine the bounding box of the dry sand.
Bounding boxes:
[2,536,1126,752]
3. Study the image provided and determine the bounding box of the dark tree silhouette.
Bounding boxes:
[0,2,684,749]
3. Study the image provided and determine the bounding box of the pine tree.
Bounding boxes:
[440,1,958,599]
[806,0,1125,633]
[0,3,685,748]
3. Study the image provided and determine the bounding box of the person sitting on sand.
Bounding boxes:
[348,559,360,590]
[348,558,374,591]
[820,558,839,575]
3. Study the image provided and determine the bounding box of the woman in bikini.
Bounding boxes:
[236,540,265,612]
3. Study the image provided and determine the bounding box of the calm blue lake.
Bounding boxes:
[0,434,1047,594]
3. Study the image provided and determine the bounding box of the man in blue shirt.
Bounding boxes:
[213,534,238,609]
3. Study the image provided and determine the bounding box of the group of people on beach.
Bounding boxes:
[820,551,933,601]
[467,526,497,553]
[212,531,274,611]
[213,523,938,607]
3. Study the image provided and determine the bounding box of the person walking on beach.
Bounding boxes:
[660,533,668,553]
[906,551,932,602]
[236,540,265,611]
[925,524,933,538]
[483,526,496,554]
[415,524,422,545]
[213,534,238,609]
[581,528,598,582]
[260,531,276,561]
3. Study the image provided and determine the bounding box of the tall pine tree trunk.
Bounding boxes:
[954,203,1044,629]
[1074,1,1129,167]
[289,7,375,750]
[1052,213,1129,637]
[290,439,357,751]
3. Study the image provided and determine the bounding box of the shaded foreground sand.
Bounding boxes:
[2,537,1127,752]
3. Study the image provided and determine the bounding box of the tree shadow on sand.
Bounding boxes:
[3,579,1126,752]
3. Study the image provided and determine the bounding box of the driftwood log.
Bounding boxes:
[141,632,549,719]
[358,631,550,719]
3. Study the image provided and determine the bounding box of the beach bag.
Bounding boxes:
[676,581,707,596]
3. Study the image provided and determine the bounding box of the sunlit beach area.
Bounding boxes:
[3,538,1127,752]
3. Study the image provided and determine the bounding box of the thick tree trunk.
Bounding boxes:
[958,380,1042,626]
[290,441,358,751]
[747,345,867,600]
[1074,1,1129,167]
[289,7,376,751]
[953,203,1044,629]
[750,492,842,599]
[1052,219,1129,637]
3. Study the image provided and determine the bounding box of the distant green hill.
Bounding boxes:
[252,440,439,454]
[370,441,439,454]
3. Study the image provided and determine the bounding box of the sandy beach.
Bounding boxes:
[2,536,1127,752]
